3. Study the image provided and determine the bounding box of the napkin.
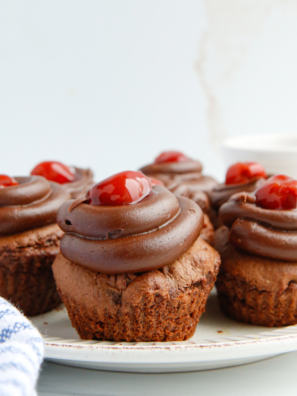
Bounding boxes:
[0,297,44,396]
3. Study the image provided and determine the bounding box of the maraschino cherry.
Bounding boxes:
[225,162,267,185]
[255,175,297,210]
[0,175,19,188]
[149,177,164,186]
[31,161,75,184]
[88,171,152,206]
[155,151,190,164]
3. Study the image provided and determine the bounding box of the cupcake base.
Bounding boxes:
[215,226,297,327]
[53,237,221,342]
[0,224,63,316]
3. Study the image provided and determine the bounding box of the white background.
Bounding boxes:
[1,1,297,182]
[0,1,218,180]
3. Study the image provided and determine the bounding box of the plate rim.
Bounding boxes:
[41,321,297,346]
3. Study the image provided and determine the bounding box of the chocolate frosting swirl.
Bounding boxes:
[140,160,217,211]
[219,192,297,261]
[209,178,265,210]
[140,160,203,175]
[57,186,204,274]
[63,167,94,199]
[0,176,70,236]
[168,183,210,212]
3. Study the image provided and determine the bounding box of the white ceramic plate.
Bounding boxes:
[31,290,297,373]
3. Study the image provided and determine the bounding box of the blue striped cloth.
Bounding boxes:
[0,297,44,396]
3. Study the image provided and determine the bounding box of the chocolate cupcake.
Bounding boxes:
[0,175,69,316]
[140,151,218,245]
[53,170,220,342]
[31,161,94,199]
[208,161,267,229]
[215,175,297,327]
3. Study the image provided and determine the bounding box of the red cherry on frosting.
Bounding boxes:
[88,171,152,206]
[255,175,297,210]
[0,175,19,188]
[155,151,190,164]
[149,177,164,186]
[225,162,267,185]
[31,161,75,184]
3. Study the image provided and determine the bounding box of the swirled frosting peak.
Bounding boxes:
[0,175,19,188]
[209,162,267,211]
[140,155,203,176]
[31,161,75,184]
[219,191,297,261]
[57,185,204,274]
[0,176,70,236]
[140,153,217,211]
[155,151,190,164]
[225,162,267,185]
[255,175,297,210]
[31,161,94,199]
[88,171,151,206]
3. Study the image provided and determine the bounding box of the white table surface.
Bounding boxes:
[38,351,297,396]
